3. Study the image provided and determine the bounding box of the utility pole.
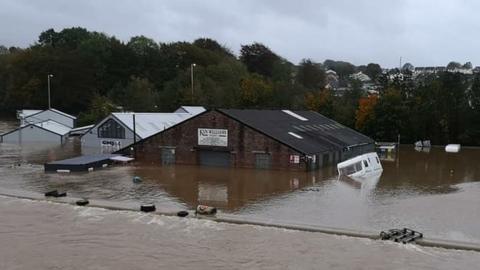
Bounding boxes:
[191,63,196,103]
[47,74,53,108]
[133,113,136,158]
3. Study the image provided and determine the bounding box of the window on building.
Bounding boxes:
[339,161,363,175]
[98,119,125,139]
[255,153,272,169]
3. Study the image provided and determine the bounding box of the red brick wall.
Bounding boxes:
[134,110,306,170]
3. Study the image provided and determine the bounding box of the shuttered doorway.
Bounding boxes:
[161,147,176,165]
[198,150,231,167]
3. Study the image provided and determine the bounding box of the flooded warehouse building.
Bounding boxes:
[124,109,375,170]
[80,106,205,154]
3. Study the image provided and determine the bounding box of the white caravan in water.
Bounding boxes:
[337,152,383,179]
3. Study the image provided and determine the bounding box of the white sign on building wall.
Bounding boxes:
[101,140,121,153]
[198,128,228,147]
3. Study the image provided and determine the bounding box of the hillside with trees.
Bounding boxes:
[1,27,479,145]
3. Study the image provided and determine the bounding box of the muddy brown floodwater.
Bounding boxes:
[1,119,480,268]
[1,195,479,270]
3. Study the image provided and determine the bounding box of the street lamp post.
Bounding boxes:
[190,63,196,103]
[47,74,53,109]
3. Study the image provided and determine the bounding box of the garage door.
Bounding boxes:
[198,151,231,167]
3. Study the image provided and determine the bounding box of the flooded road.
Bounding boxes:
[1,195,479,270]
[1,119,480,267]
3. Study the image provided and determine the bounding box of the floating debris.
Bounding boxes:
[195,205,217,215]
[177,211,189,217]
[445,144,461,153]
[302,188,321,192]
[380,228,423,244]
[44,190,67,198]
[76,198,89,206]
[140,204,156,212]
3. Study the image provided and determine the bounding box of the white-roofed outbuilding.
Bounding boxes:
[80,106,206,154]
[1,120,71,144]
[18,108,76,128]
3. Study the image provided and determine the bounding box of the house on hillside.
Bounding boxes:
[123,109,375,171]
[325,69,339,91]
[81,106,206,154]
[350,71,371,82]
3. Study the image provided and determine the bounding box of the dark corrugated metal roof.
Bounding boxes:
[218,109,374,155]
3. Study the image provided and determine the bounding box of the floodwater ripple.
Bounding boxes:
[0,196,479,270]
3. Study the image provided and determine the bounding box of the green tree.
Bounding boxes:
[127,36,159,56]
[372,87,406,141]
[240,43,280,77]
[123,77,158,111]
[323,59,356,79]
[77,94,117,126]
[333,80,363,128]
[297,59,325,90]
[465,75,480,144]
[365,63,382,81]
[304,89,334,118]
[463,61,473,69]
[193,38,233,57]
[447,61,462,70]
[238,74,273,107]
[401,63,414,72]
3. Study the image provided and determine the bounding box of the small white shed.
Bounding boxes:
[19,108,76,128]
[1,120,71,144]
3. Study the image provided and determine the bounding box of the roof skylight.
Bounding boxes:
[288,132,303,139]
[282,110,308,121]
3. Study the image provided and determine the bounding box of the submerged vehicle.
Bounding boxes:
[337,152,383,179]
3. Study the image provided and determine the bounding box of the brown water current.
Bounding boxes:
[0,196,479,270]
[1,119,480,268]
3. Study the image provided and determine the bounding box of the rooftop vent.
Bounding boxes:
[288,132,303,139]
[282,110,308,121]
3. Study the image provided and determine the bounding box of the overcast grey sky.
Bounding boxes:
[0,0,479,67]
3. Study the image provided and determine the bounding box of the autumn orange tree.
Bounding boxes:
[355,94,378,134]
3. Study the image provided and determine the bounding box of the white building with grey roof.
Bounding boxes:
[80,106,206,154]
[1,119,72,144]
[18,108,76,128]
[1,108,76,144]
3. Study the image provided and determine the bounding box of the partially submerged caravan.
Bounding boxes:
[337,152,383,179]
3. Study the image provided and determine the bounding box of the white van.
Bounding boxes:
[337,152,383,178]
